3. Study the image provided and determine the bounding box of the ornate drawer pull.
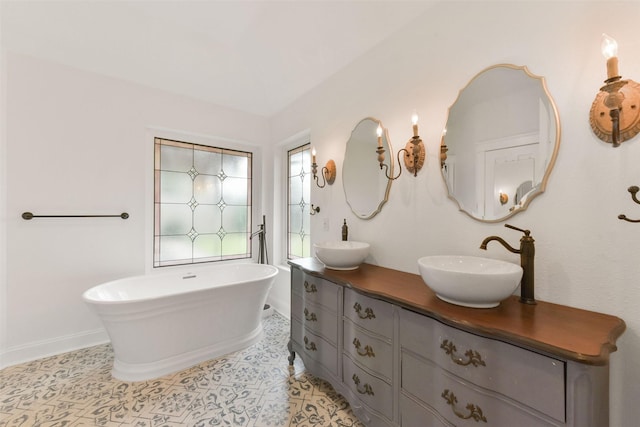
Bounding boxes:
[440,339,486,367]
[352,374,375,396]
[304,308,317,322]
[304,281,317,293]
[352,338,375,358]
[353,302,376,320]
[441,389,487,423]
[303,336,317,352]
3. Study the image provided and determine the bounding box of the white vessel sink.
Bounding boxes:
[417,255,523,308]
[314,241,370,270]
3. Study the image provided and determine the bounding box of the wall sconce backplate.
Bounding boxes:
[590,79,640,144]
[403,139,425,175]
[323,159,336,185]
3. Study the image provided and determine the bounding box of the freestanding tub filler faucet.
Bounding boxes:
[479,224,536,305]
[250,215,269,264]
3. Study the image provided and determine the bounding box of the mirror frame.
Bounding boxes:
[441,64,561,222]
[343,117,393,220]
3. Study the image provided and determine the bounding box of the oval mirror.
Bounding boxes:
[441,64,560,222]
[343,117,393,219]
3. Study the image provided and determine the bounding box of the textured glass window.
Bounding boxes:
[287,143,311,259]
[154,138,252,267]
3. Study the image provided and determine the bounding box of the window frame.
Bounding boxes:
[145,128,261,272]
[286,142,312,260]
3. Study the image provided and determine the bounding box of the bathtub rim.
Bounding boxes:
[82,262,279,305]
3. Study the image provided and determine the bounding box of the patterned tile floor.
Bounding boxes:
[0,312,364,427]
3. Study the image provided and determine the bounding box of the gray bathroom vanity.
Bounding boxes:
[288,258,625,427]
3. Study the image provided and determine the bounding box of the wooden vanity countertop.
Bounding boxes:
[290,258,626,365]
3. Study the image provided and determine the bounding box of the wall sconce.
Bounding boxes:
[499,191,509,206]
[311,148,336,188]
[376,111,426,180]
[589,34,640,147]
[440,128,449,168]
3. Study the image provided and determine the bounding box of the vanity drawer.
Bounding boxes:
[293,322,338,375]
[300,273,340,312]
[343,355,393,420]
[400,308,565,422]
[402,352,558,427]
[343,318,393,381]
[400,393,451,427]
[344,289,393,338]
[301,300,338,345]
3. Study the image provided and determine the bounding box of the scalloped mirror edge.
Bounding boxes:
[343,117,393,220]
[441,64,561,222]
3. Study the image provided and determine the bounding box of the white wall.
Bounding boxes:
[1,52,270,366]
[0,40,8,367]
[2,1,640,425]
[270,2,640,426]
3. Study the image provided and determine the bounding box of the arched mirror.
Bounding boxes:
[343,117,393,219]
[441,64,560,222]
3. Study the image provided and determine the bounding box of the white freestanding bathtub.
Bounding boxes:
[82,263,278,381]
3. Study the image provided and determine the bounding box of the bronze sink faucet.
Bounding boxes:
[480,224,536,305]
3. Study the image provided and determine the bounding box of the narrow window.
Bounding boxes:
[154,138,252,267]
[287,143,311,259]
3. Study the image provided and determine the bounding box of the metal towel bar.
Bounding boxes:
[22,212,129,220]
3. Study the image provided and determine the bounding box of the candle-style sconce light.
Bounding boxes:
[377,111,426,179]
[311,147,336,188]
[499,191,509,206]
[590,34,640,147]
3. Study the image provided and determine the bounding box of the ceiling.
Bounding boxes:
[1,1,434,117]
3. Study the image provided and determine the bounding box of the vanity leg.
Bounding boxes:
[287,340,296,365]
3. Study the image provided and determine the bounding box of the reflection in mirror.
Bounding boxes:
[343,118,393,219]
[442,64,560,222]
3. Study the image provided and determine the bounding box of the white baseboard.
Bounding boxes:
[266,295,290,320]
[1,328,109,369]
